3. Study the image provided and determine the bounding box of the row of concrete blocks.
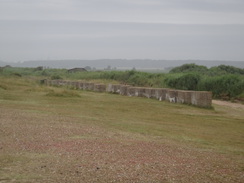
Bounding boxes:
[46,80,212,107]
[107,84,212,107]
[47,80,107,92]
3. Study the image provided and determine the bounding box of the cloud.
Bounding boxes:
[0,0,244,61]
[1,0,244,24]
[1,19,244,61]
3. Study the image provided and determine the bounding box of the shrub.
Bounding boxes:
[51,75,62,80]
[12,73,22,77]
[169,63,208,73]
[209,65,244,75]
[165,73,201,90]
[198,75,244,99]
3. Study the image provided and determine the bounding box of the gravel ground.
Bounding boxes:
[0,105,244,183]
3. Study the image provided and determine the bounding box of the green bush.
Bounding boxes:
[169,63,208,73]
[164,73,201,90]
[209,65,244,75]
[198,75,244,99]
[11,73,22,77]
[51,75,62,80]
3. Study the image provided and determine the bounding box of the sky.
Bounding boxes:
[0,0,244,62]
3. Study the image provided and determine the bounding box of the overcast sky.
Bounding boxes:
[1,0,244,62]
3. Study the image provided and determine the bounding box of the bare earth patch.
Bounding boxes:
[212,100,244,109]
[0,106,243,183]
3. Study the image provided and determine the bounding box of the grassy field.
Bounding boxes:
[0,76,244,182]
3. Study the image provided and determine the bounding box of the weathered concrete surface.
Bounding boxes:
[177,91,192,104]
[191,91,212,107]
[87,83,95,91]
[94,84,106,92]
[51,80,58,86]
[71,82,80,89]
[107,84,121,94]
[127,87,145,97]
[166,90,178,103]
[153,88,168,101]
[144,88,153,98]
[107,84,113,93]
[127,87,136,97]
[82,82,90,90]
[58,80,67,86]
[177,90,187,104]
[66,81,72,87]
[46,79,212,107]
[134,87,145,97]
[160,89,169,101]
[67,81,77,89]
[77,82,83,90]
[120,85,130,96]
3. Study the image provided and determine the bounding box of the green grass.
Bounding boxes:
[0,76,243,155]
[45,89,81,98]
[0,153,49,181]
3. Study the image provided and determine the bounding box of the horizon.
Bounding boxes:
[1,58,244,64]
[1,59,244,70]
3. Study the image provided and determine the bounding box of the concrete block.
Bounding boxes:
[120,85,130,96]
[40,79,48,85]
[176,90,186,104]
[154,88,168,101]
[66,81,72,87]
[154,88,162,100]
[44,79,212,108]
[127,87,136,96]
[87,83,95,91]
[135,87,145,97]
[47,80,52,86]
[107,84,121,94]
[61,80,65,86]
[191,91,212,107]
[166,90,177,103]
[58,80,65,86]
[107,84,113,93]
[82,82,90,90]
[51,80,59,86]
[69,81,77,88]
[94,84,106,92]
[77,82,83,89]
[127,87,145,97]
[144,88,152,98]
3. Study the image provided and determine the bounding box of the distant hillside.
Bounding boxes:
[1,59,244,70]
[0,60,9,67]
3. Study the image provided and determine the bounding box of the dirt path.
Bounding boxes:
[212,100,244,110]
[212,100,244,109]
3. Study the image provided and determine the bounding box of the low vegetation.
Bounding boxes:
[0,63,244,101]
